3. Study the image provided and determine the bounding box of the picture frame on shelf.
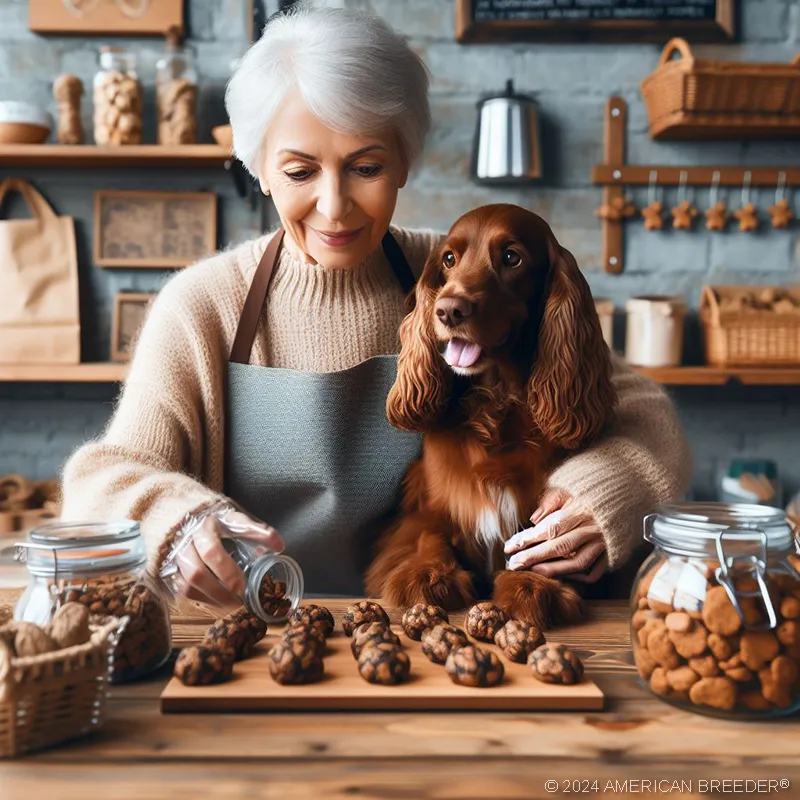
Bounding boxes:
[111,291,157,362]
[455,0,735,43]
[94,190,217,269]
[29,0,184,36]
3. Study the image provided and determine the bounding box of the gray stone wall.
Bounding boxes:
[0,0,798,506]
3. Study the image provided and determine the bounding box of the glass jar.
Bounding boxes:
[157,503,304,625]
[155,29,197,145]
[93,46,142,145]
[14,520,171,683]
[632,502,800,719]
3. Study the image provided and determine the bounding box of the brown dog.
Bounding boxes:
[365,204,617,629]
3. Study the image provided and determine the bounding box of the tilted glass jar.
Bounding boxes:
[157,503,304,625]
[14,520,171,683]
[632,503,800,719]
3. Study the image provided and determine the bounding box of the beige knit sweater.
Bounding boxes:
[61,226,691,572]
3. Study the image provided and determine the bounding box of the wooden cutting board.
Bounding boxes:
[161,622,604,713]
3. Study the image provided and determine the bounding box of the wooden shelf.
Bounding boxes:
[0,363,128,382]
[1,363,799,386]
[636,366,800,386]
[0,144,230,169]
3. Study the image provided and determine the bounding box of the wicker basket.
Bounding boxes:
[700,286,800,368]
[641,38,800,140]
[0,617,123,758]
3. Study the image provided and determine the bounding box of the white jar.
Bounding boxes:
[625,296,687,367]
[594,298,614,349]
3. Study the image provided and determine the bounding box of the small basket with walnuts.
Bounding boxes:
[0,604,125,758]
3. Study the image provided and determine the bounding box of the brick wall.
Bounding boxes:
[0,0,798,506]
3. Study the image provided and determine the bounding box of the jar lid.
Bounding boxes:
[647,502,795,563]
[626,295,687,315]
[17,520,146,578]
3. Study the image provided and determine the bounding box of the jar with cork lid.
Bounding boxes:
[93,46,142,145]
[155,26,198,145]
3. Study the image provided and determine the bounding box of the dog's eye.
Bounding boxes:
[442,251,456,269]
[502,250,522,268]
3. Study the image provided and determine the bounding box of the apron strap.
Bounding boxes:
[230,226,416,365]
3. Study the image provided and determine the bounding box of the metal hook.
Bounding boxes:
[710,170,721,206]
[742,170,752,206]
[776,171,787,204]
[648,170,658,206]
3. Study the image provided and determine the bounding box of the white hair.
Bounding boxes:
[225,4,431,178]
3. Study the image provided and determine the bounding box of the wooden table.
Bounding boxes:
[1,593,799,800]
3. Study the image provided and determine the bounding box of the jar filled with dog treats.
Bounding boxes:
[158,502,304,625]
[155,27,198,145]
[13,520,171,683]
[632,503,800,719]
[93,46,142,145]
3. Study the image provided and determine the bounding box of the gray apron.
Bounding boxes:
[225,229,422,596]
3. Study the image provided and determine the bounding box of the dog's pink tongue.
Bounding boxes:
[444,338,482,368]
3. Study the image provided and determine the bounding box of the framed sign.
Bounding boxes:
[111,291,157,361]
[30,0,183,36]
[94,190,217,269]
[455,0,735,42]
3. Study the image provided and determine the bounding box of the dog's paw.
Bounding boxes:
[492,569,585,630]
[383,557,476,611]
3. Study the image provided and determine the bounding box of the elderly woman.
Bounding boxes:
[61,6,690,607]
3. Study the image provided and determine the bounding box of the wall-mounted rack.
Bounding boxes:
[591,97,799,274]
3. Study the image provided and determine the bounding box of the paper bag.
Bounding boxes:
[0,179,80,364]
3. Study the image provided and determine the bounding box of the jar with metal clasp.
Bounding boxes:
[14,520,171,683]
[631,502,799,718]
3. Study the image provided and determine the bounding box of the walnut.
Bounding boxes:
[267,639,324,685]
[350,621,400,659]
[357,642,410,685]
[421,623,469,665]
[288,604,334,638]
[465,602,508,642]
[49,602,90,649]
[494,620,545,663]
[445,644,504,687]
[280,623,326,657]
[174,646,235,686]
[259,575,292,619]
[401,603,448,641]
[341,601,390,637]
[528,643,584,685]
[14,622,58,657]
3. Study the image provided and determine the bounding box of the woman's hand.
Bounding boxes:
[503,488,608,583]
[171,504,285,606]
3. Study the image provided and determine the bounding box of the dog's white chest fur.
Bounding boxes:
[475,485,521,552]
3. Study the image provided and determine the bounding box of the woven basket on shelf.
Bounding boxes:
[640,38,800,139]
[700,286,800,368]
[0,617,123,758]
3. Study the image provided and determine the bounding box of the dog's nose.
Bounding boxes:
[435,296,474,328]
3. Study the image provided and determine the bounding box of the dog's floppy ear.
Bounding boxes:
[526,237,616,449]
[386,251,448,431]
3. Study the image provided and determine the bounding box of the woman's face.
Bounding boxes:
[259,94,409,269]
